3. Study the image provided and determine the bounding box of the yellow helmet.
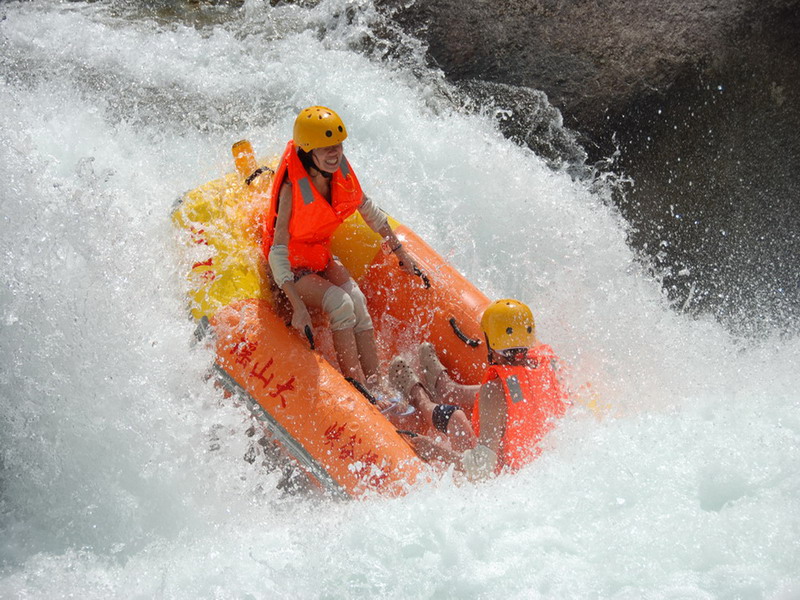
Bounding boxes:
[293,106,348,151]
[480,299,536,352]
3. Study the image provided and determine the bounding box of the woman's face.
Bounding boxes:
[311,143,344,174]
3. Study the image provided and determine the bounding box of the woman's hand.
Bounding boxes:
[394,245,418,276]
[290,303,313,335]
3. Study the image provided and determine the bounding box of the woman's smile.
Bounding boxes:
[312,144,343,173]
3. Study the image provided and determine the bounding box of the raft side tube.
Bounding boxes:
[211,298,426,498]
[172,171,270,322]
[212,362,347,499]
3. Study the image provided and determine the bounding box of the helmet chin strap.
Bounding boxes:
[311,154,334,179]
[298,148,335,179]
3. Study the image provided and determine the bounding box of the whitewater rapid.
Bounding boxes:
[1,1,798,598]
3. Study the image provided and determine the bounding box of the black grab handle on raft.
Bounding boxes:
[449,317,482,348]
[413,266,431,289]
[245,165,274,186]
[398,259,430,289]
[345,377,378,405]
[304,325,315,351]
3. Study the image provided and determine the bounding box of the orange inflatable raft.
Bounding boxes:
[172,140,491,498]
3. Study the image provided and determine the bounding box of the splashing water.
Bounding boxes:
[1,1,798,598]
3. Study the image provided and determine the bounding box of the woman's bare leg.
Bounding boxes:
[391,357,477,450]
[324,259,381,386]
[439,379,480,413]
[294,273,366,384]
[331,329,366,383]
[445,410,477,453]
[354,330,380,383]
[407,383,476,451]
[419,343,479,411]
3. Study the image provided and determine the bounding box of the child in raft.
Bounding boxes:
[389,299,569,480]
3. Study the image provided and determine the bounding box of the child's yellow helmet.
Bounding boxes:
[293,106,348,151]
[480,299,536,351]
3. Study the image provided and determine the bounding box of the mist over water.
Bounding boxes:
[1,1,798,598]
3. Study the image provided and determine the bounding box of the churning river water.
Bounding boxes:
[1,1,798,598]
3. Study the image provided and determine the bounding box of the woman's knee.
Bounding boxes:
[340,279,373,333]
[322,286,357,331]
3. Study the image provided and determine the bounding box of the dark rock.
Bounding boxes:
[377,0,800,334]
[615,5,800,333]
[451,80,587,169]
[377,0,798,156]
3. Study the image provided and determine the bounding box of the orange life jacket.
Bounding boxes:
[471,344,568,472]
[262,140,364,272]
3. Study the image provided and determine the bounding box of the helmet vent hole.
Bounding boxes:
[325,130,333,137]
[338,126,343,132]
[505,327,513,335]
[527,326,532,333]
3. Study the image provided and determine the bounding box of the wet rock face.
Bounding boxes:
[451,80,587,169]
[379,0,800,334]
[614,7,800,333]
[379,0,794,150]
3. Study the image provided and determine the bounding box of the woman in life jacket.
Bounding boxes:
[392,299,568,480]
[265,106,418,394]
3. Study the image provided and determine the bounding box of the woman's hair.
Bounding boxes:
[297,148,316,172]
[297,147,334,180]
